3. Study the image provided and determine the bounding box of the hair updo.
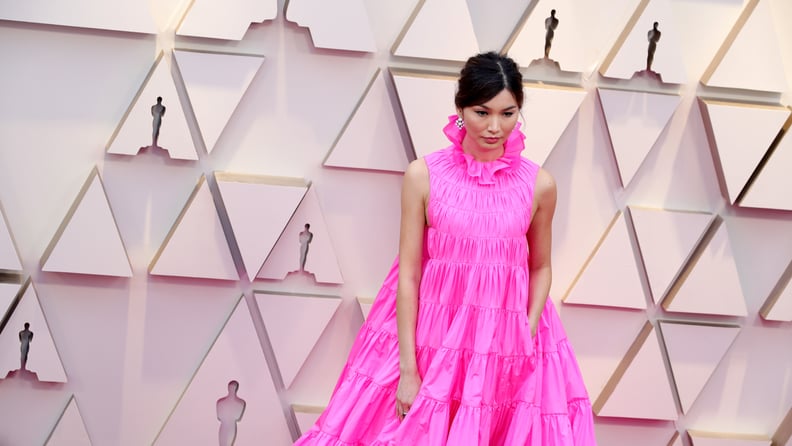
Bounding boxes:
[455,52,524,110]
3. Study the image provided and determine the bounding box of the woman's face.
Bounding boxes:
[459,89,519,154]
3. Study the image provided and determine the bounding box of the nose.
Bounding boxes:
[487,116,501,134]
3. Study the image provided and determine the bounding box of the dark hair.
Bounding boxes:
[455,52,523,110]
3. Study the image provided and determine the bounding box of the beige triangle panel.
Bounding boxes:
[46,395,91,445]
[521,83,588,166]
[663,219,747,317]
[324,69,409,173]
[0,202,22,272]
[595,322,678,420]
[285,0,376,52]
[740,114,792,210]
[356,296,375,320]
[254,291,341,389]
[291,404,326,436]
[149,175,239,281]
[0,280,67,382]
[106,52,198,161]
[154,296,293,445]
[177,0,277,40]
[759,261,792,322]
[563,211,647,310]
[702,0,789,93]
[773,406,792,446]
[174,50,265,154]
[0,0,162,33]
[659,321,740,414]
[392,0,478,61]
[40,168,133,278]
[699,99,790,204]
[593,420,678,446]
[0,281,21,324]
[629,207,715,304]
[688,431,772,446]
[0,377,70,446]
[257,186,343,284]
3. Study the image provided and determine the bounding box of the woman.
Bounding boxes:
[295,52,596,445]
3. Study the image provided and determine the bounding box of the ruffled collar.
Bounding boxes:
[443,115,525,185]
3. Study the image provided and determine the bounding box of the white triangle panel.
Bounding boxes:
[107,54,197,161]
[216,174,308,281]
[689,432,772,446]
[0,383,70,446]
[174,50,264,154]
[602,0,688,84]
[629,207,714,304]
[286,0,376,52]
[393,0,479,61]
[46,396,91,446]
[599,89,681,187]
[292,405,325,436]
[357,296,374,320]
[177,0,277,40]
[761,277,792,322]
[154,297,292,446]
[598,324,678,420]
[0,205,22,271]
[507,0,643,74]
[324,70,409,172]
[741,130,792,210]
[0,282,20,322]
[41,170,132,277]
[255,292,341,388]
[392,71,457,158]
[564,213,646,310]
[702,100,789,204]
[149,176,238,281]
[0,0,164,34]
[660,322,740,414]
[257,187,343,284]
[664,223,747,317]
[0,282,67,382]
[594,422,677,446]
[706,0,788,93]
[521,84,587,165]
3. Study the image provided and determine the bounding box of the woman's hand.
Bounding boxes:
[395,369,422,420]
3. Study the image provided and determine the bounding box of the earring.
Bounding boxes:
[455,116,464,129]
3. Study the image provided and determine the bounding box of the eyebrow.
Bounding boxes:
[476,104,518,111]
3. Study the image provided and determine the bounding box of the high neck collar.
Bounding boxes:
[443,115,525,185]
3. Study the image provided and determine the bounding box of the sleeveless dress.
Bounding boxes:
[295,116,597,445]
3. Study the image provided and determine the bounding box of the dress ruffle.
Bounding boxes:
[294,120,596,445]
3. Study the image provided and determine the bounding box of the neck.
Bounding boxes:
[461,134,504,162]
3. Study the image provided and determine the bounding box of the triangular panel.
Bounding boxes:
[257,187,343,284]
[629,207,715,304]
[357,296,374,320]
[0,381,70,446]
[392,70,458,158]
[285,0,376,52]
[741,128,792,210]
[594,422,677,446]
[705,0,788,93]
[701,100,789,204]
[689,431,772,446]
[107,53,197,160]
[154,297,292,445]
[0,281,67,382]
[216,174,308,281]
[0,204,22,272]
[41,169,132,277]
[773,406,792,446]
[324,70,409,172]
[0,282,21,324]
[177,0,277,40]
[564,212,646,310]
[149,176,238,281]
[659,321,740,413]
[601,0,687,84]
[393,0,479,61]
[663,222,747,317]
[255,292,341,388]
[505,0,643,74]
[596,323,677,420]
[521,84,587,165]
[599,89,681,187]
[174,50,264,154]
[46,396,91,445]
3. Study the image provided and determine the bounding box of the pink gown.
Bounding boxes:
[295,116,597,445]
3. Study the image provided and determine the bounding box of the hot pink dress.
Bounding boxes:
[295,116,597,445]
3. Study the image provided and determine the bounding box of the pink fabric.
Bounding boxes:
[295,116,597,445]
